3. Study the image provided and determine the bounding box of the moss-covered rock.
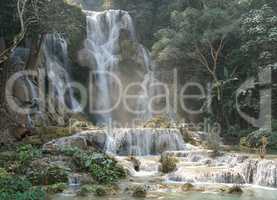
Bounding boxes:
[46,183,67,194]
[143,116,171,128]
[132,185,147,198]
[77,185,93,197]
[23,126,79,145]
[181,183,194,191]
[77,184,119,197]
[227,185,243,194]
[160,154,178,173]
[95,185,108,196]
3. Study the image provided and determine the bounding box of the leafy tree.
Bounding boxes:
[0,0,86,66]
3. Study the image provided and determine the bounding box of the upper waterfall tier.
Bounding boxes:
[83,10,138,123]
[80,10,168,123]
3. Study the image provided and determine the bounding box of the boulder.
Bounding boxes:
[181,183,194,191]
[132,185,147,198]
[160,153,178,173]
[143,116,171,128]
[42,129,107,153]
[227,185,243,194]
[127,156,141,171]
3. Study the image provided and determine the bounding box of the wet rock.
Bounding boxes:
[227,185,243,194]
[127,156,141,171]
[132,185,147,198]
[13,126,31,140]
[42,129,107,153]
[180,129,205,146]
[80,173,95,185]
[181,183,194,191]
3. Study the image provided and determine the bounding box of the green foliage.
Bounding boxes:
[240,126,277,150]
[0,168,9,178]
[240,4,277,69]
[17,145,42,165]
[61,147,126,184]
[25,0,86,56]
[0,0,21,40]
[94,185,108,196]
[0,176,46,200]
[28,165,69,186]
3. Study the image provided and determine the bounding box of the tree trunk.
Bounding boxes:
[0,37,5,54]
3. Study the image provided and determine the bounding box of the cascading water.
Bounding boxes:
[84,9,172,123]
[85,10,136,123]
[43,34,80,113]
[83,10,183,177]
[105,128,185,156]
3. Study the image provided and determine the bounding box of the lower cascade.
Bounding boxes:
[43,127,277,189]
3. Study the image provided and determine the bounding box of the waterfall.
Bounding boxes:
[84,10,136,123]
[241,159,277,187]
[84,9,173,123]
[43,34,80,113]
[105,128,185,156]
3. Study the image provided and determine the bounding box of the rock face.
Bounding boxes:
[43,129,107,152]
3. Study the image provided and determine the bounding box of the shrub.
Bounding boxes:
[160,154,178,173]
[0,168,9,178]
[240,128,277,150]
[17,145,42,166]
[46,183,67,194]
[0,176,46,200]
[94,185,108,196]
[64,148,126,184]
[28,165,69,185]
